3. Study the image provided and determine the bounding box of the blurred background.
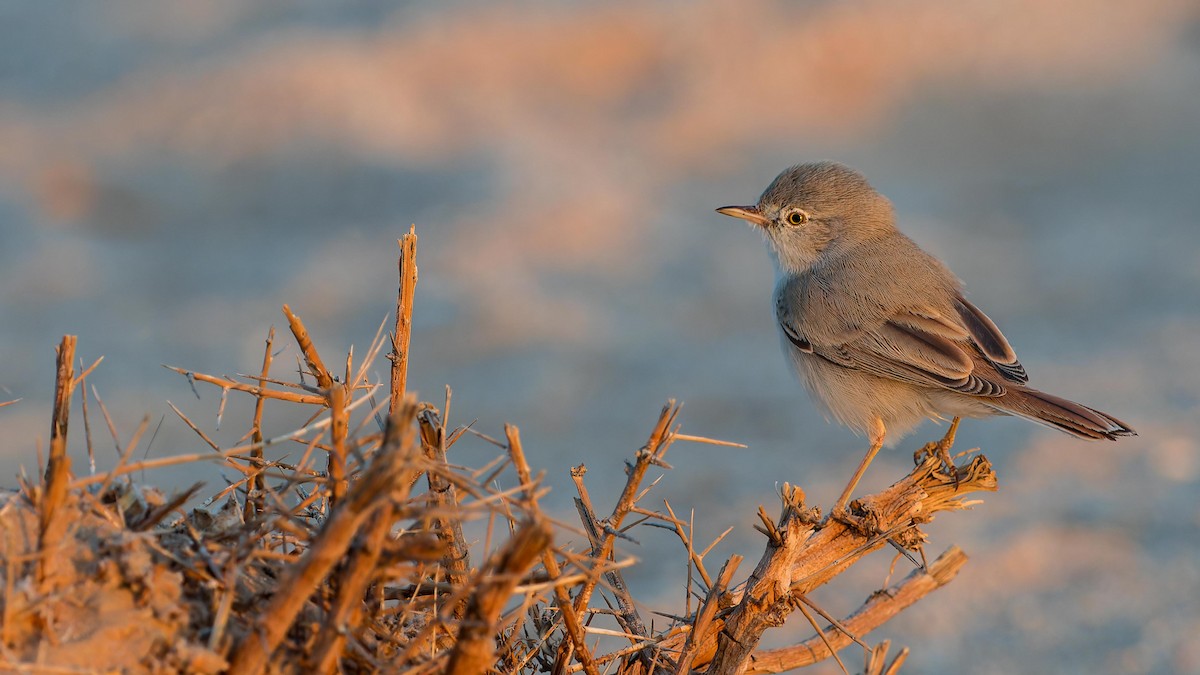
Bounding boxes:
[2,1,1199,672]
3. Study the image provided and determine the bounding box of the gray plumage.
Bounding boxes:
[718,161,1134,446]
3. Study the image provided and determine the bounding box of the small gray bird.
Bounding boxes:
[717,162,1134,516]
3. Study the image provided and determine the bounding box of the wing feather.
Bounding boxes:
[954,295,1028,383]
[785,305,1012,398]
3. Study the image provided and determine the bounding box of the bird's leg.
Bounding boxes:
[830,418,886,525]
[914,416,962,487]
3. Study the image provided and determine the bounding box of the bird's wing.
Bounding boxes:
[952,295,1027,383]
[788,297,1027,397]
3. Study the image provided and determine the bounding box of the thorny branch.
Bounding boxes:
[5,229,1000,674]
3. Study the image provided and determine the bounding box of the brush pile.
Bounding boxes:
[0,228,997,674]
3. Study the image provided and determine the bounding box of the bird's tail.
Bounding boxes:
[990,387,1136,440]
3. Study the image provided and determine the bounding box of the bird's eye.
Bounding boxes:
[786,210,809,226]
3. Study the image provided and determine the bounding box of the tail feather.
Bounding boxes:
[991,387,1136,441]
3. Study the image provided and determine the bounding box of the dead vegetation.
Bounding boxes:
[0,226,997,673]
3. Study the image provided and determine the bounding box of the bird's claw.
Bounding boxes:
[914,417,962,489]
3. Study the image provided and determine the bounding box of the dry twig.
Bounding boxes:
[390,227,419,416]
[38,335,76,588]
[226,403,422,674]
[1,228,1000,675]
[246,326,275,519]
[446,518,553,675]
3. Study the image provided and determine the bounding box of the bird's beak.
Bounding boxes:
[716,205,769,227]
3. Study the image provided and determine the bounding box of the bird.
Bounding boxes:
[716,161,1135,519]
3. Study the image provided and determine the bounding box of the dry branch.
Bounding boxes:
[163,366,327,405]
[2,229,1003,674]
[567,402,679,617]
[745,548,964,673]
[246,326,275,519]
[675,554,742,673]
[623,451,996,674]
[226,403,422,674]
[390,227,419,416]
[446,518,553,675]
[571,467,648,645]
[418,406,472,616]
[328,381,349,505]
[506,424,600,675]
[862,640,909,675]
[283,303,334,390]
[38,335,76,588]
[308,490,400,672]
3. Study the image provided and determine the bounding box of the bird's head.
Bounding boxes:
[717,162,896,274]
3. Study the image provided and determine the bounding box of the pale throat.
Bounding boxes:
[766,235,823,278]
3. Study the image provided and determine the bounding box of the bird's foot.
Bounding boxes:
[913,440,957,476]
[913,417,962,489]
